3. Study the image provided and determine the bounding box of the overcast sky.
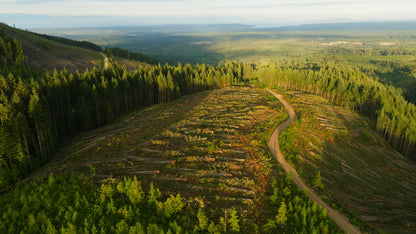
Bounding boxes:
[1,0,416,28]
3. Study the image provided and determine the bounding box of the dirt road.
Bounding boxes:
[266,89,361,234]
[100,52,108,69]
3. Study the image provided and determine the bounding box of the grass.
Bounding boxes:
[278,90,416,233]
[30,86,287,217]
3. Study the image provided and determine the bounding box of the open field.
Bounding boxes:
[278,90,416,233]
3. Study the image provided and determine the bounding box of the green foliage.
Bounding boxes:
[258,61,416,160]
[312,171,324,191]
[0,171,340,233]
[263,175,339,234]
[228,208,240,232]
[116,177,145,205]
[278,91,416,233]
[0,29,26,67]
[0,175,220,233]
[4,24,414,233]
[276,201,287,226]
[161,194,184,219]
[105,47,158,65]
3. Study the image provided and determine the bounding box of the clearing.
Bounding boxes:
[266,89,361,234]
[31,86,287,213]
[279,90,416,233]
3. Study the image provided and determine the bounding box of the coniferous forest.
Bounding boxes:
[1,22,416,233]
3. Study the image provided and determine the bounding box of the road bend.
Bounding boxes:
[266,88,361,234]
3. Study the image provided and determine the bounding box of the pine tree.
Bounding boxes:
[228,208,240,232]
[196,208,209,231]
[313,171,324,191]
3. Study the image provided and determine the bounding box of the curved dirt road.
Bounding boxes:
[266,89,361,234]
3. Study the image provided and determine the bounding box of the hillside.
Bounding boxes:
[0,23,104,72]
[1,87,339,233]
[279,90,416,233]
[28,87,285,210]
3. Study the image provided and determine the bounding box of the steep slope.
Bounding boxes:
[0,23,103,72]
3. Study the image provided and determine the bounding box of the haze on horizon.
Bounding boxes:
[1,0,416,28]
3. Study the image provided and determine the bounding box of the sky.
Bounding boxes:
[1,0,416,28]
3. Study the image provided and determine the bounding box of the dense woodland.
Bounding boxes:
[0,28,26,67]
[0,172,337,233]
[320,47,416,104]
[105,47,158,65]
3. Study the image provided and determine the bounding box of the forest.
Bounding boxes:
[0,28,26,67]
[0,172,336,233]
[1,23,416,233]
[104,47,158,65]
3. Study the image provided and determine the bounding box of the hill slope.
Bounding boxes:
[1,23,103,72]
[2,86,340,233]
[279,90,416,233]
[29,87,286,210]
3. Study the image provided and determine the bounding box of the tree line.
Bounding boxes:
[257,60,416,160]
[0,28,26,67]
[0,168,340,233]
[105,47,158,65]
[0,172,340,233]
[324,47,416,56]
[0,175,241,233]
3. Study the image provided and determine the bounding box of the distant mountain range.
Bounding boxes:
[263,21,416,31]
[32,21,416,35]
